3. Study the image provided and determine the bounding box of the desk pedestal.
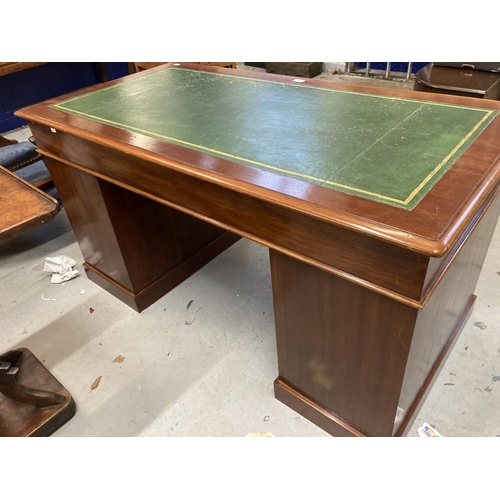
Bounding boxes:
[271,252,475,436]
[46,158,240,312]
[270,190,500,436]
[44,152,500,437]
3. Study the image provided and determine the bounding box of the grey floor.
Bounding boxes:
[1,65,500,437]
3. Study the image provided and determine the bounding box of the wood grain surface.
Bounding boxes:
[0,166,59,244]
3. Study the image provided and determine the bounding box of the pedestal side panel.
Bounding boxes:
[270,250,418,436]
[394,192,500,434]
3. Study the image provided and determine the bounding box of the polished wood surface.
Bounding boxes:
[394,190,500,434]
[270,249,417,436]
[0,135,17,147]
[15,64,500,436]
[0,166,59,244]
[0,62,45,77]
[31,129,430,304]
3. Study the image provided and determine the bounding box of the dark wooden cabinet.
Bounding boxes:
[414,63,500,100]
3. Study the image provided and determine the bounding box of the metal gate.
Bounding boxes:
[345,63,429,82]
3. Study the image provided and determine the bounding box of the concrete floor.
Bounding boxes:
[1,66,500,437]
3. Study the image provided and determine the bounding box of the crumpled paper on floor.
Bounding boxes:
[43,255,79,283]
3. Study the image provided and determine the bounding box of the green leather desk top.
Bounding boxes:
[51,67,498,210]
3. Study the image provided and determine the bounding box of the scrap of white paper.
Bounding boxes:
[43,255,79,283]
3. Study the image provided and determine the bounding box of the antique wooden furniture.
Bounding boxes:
[0,135,16,147]
[0,62,45,77]
[265,62,323,78]
[0,348,76,436]
[0,169,72,436]
[414,63,500,100]
[0,165,59,243]
[16,63,500,437]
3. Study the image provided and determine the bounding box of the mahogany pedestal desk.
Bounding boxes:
[16,64,500,437]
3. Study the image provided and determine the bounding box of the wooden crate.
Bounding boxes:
[265,62,323,78]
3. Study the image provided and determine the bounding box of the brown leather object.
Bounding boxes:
[0,348,76,437]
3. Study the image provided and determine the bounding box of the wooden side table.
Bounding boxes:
[0,167,74,436]
[0,165,59,243]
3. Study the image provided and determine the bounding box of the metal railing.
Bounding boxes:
[345,63,414,82]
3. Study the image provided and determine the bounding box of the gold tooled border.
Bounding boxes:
[52,67,497,207]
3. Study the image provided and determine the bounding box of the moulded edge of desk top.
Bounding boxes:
[15,64,500,258]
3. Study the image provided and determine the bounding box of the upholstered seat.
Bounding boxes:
[0,140,40,170]
[0,138,59,202]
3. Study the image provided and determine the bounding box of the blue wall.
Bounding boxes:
[356,62,429,74]
[0,62,129,133]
